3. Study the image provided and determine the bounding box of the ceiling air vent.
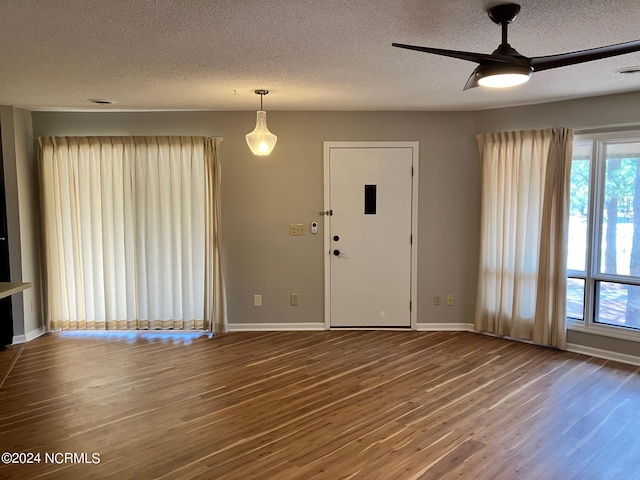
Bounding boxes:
[615,66,640,75]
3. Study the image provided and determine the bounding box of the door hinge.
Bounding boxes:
[409,301,412,312]
[411,166,414,177]
[410,234,413,245]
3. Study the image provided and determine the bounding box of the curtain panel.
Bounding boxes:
[474,128,573,349]
[38,136,226,333]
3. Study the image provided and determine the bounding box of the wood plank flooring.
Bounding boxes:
[0,330,639,479]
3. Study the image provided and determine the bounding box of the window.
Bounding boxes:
[568,132,640,338]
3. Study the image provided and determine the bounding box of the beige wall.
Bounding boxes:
[472,91,640,134]
[31,110,481,328]
[1,106,42,339]
[14,108,42,336]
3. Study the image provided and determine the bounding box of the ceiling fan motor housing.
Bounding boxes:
[488,3,521,25]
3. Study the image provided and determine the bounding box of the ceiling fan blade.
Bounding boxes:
[531,39,640,71]
[392,43,506,65]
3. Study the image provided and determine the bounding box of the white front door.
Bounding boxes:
[324,142,418,328]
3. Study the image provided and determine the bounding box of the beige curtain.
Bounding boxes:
[474,128,573,349]
[38,136,226,333]
[203,138,227,333]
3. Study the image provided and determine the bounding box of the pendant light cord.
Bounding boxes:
[254,89,268,110]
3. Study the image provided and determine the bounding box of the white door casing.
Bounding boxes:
[324,142,419,328]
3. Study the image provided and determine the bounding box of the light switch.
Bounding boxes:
[290,293,299,306]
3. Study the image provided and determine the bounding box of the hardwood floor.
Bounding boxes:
[0,330,639,479]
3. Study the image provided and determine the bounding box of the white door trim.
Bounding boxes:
[323,141,419,330]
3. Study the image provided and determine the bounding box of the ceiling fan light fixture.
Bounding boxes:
[393,3,640,91]
[246,89,277,156]
[478,72,531,88]
[475,64,533,88]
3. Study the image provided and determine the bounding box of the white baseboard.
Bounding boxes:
[228,322,476,333]
[567,343,640,367]
[416,322,475,332]
[12,326,46,344]
[228,322,477,333]
[227,322,326,332]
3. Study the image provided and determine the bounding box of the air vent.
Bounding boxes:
[615,66,640,75]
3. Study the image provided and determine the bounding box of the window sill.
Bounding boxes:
[567,318,640,343]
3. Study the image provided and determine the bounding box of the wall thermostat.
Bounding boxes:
[311,221,318,234]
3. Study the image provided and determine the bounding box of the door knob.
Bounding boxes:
[333,235,340,241]
[333,249,341,256]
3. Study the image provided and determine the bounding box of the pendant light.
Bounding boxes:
[245,89,277,156]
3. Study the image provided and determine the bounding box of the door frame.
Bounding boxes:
[323,141,419,330]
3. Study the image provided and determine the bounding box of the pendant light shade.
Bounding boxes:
[246,90,277,156]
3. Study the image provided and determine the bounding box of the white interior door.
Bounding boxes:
[325,143,416,328]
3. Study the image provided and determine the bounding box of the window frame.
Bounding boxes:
[567,131,640,343]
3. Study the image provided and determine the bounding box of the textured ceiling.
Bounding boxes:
[1,0,640,111]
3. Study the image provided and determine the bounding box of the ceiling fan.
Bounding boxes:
[392,3,640,90]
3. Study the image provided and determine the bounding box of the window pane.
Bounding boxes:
[599,143,640,276]
[595,281,640,329]
[566,278,585,321]
[568,148,591,271]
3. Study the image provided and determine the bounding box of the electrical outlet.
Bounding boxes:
[446,294,454,306]
[433,295,441,305]
[253,294,262,307]
[289,224,306,236]
[290,293,299,306]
